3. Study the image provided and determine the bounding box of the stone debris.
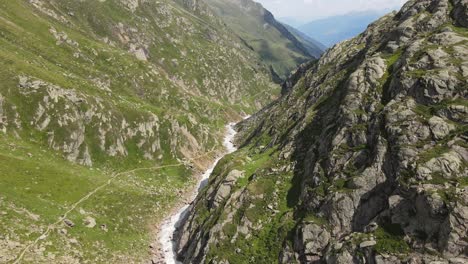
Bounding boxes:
[63,219,75,228]
[359,240,377,248]
[83,216,96,228]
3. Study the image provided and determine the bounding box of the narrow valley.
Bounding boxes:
[0,0,466,264]
[158,122,240,264]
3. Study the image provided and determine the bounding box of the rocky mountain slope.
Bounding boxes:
[0,0,279,263]
[175,0,468,263]
[203,0,324,79]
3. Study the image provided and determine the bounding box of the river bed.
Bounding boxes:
[158,122,239,263]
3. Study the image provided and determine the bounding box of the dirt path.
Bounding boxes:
[12,151,217,263]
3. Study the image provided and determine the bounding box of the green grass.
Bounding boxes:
[379,49,402,97]
[0,133,195,262]
[236,148,277,188]
[193,144,299,264]
[447,23,468,37]
[332,178,355,193]
[414,99,468,119]
[303,213,328,227]
[374,224,410,254]
[418,145,451,164]
[0,0,279,262]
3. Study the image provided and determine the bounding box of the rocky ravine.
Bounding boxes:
[158,122,239,264]
[175,0,468,263]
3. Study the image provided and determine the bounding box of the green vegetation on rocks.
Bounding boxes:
[175,0,468,263]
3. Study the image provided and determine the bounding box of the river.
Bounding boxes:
[158,122,240,264]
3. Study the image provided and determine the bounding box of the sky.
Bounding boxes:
[255,0,408,23]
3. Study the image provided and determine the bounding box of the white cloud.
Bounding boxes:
[255,0,408,22]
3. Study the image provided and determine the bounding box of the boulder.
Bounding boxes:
[359,240,377,248]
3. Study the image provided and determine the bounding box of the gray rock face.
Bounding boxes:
[452,0,468,27]
[213,170,244,207]
[175,168,248,264]
[176,0,468,263]
[429,116,456,140]
[294,223,330,257]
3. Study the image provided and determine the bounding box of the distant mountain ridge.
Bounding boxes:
[203,0,325,78]
[282,23,327,58]
[298,9,394,47]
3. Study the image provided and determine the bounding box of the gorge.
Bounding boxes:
[158,122,240,263]
[0,0,466,264]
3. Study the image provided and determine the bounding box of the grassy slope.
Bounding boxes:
[0,0,277,262]
[204,0,315,78]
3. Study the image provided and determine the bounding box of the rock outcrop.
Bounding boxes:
[175,0,468,263]
[0,0,277,167]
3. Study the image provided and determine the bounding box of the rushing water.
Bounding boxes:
[159,122,239,264]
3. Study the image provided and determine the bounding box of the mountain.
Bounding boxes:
[278,17,304,28]
[175,0,468,263]
[299,9,394,47]
[203,0,323,79]
[282,23,326,58]
[0,0,279,262]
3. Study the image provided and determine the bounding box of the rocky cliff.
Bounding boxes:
[175,0,468,263]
